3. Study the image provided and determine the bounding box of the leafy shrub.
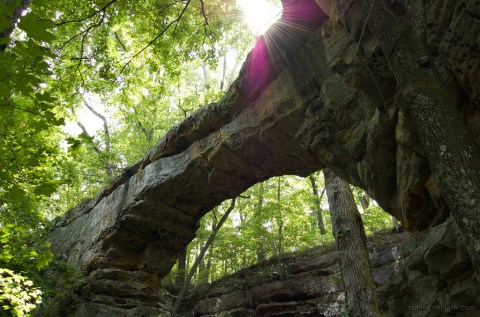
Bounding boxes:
[0,268,42,317]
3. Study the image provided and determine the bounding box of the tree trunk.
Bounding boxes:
[202,64,210,90]
[276,177,283,256]
[256,182,266,262]
[309,173,326,234]
[171,198,236,316]
[205,255,212,283]
[323,169,381,317]
[198,257,206,283]
[339,0,480,279]
[357,190,370,211]
[220,52,227,91]
[131,104,154,142]
[238,206,247,267]
[175,249,186,287]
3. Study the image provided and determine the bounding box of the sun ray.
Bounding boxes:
[237,0,282,36]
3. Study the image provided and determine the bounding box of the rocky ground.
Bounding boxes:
[178,218,479,317]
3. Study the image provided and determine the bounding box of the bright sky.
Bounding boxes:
[237,0,282,36]
[63,94,109,136]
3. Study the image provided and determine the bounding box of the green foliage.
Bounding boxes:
[167,175,395,287]
[0,225,53,272]
[0,268,42,317]
[362,205,393,235]
[166,176,334,285]
[0,5,70,315]
[1,0,257,312]
[17,12,55,43]
[33,261,86,316]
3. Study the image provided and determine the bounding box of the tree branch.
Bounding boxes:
[76,10,106,68]
[119,0,191,75]
[56,0,118,26]
[114,31,127,52]
[199,0,208,26]
[83,101,113,175]
[0,133,23,177]
[131,105,154,142]
[0,103,44,118]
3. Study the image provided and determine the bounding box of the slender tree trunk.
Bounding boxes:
[175,249,187,287]
[309,173,326,234]
[205,255,212,283]
[171,198,236,316]
[220,52,227,91]
[323,169,381,317]
[131,105,154,142]
[198,218,217,284]
[198,258,206,283]
[357,190,370,211]
[202,64,210,89]
[340,0,480,278]
[185,249,190,273]
[238,208,248,267]
[256,183,266,262]
[277,177,283,256]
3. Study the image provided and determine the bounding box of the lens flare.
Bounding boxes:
[237,0,282,36]
[239,0,328,104]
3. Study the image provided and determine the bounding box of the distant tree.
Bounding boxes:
[309,172,326,234]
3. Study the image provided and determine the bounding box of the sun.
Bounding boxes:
[237,0,282,36]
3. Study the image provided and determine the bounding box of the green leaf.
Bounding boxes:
[66,138,85,156]
[40,241,51,249]
[18,12,56,43]
[7,186,26,201]
[35,179,61,197]
[79,132,94,143]
[54,117,66,126]
[0,82,10,98]
[0,2,14,31]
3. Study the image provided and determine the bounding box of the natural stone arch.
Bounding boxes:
[47,0,480,315]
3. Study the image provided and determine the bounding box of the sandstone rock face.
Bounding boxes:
[190,218,480,317]
[47,0,480,314]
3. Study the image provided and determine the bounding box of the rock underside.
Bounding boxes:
[46,0,480,315]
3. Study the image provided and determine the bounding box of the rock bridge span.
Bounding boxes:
[49,0,480,315]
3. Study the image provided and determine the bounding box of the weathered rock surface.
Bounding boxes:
[189,218,480,317]
[46,0,480,314]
